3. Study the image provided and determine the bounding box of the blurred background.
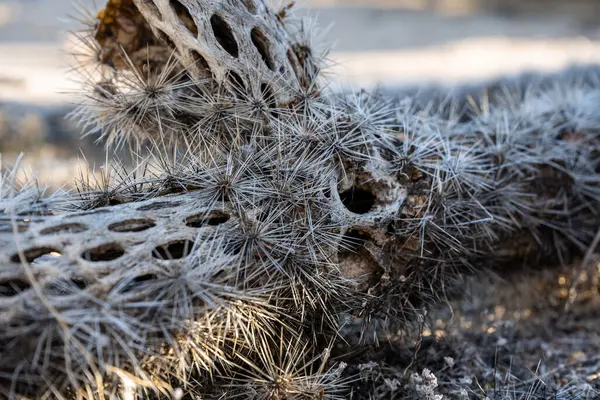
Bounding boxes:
[2,0,600,186]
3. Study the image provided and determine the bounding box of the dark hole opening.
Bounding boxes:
[186,211,230,228]
[45,277,88,296]
[40,223,88,235]
[170,0,198,37]
[338,229,369,258]
[122,273,159,292]
[339,187,376,214]
[11,247,62,264]
[386,222,396,235]
[242,0,257,13]
[72,278,87,290]
[133,273,158,283]
[157,29,177,50]
[228,242,243,256]
[82,243,125,262]
[261,82,277,108]
[286,49,301,80]
[292,43,312,72]
[190,50,212,78]
[227,70,246,94]
[108,219,156,233]
[210,14,239,57]
[0,224,28,233]
[251,27,275,71]
[0,279,31,297]
[152,239,194,259]
[108,198,123,206]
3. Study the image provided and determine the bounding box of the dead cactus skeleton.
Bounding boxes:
[0,0,599,398]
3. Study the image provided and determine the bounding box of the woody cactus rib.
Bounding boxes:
[1,0,599,398]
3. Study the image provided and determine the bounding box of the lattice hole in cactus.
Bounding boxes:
[210,14,239,57]
[108,219,156,232]
[0,224,28,233]
[70,278,88,290]
[122,274,159,292]
[0,279,31,297]
[157,29,177,50]
[186,211,230,227]
[261,82,276,108]
[339,187,376,214]
[10,247,62,264]
[60,278,88,290]
[339,229,369,257]
[138,201,183,211]
[251,27,275,71]
[152,239,194,259]
[170,0,198,37]
[222,70,244,93]
[40,223,88,235]
[190,50,212,77]
[242,0,257,13]
[46,277,88,295]
[286,48,302,80]
[81,243,125,262]
[106,197,124,206]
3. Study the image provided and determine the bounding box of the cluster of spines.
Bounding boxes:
[1,0,600,398]
[1,2,370,398]
[357,76,600,335]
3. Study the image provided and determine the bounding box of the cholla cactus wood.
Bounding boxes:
[0,0,599,399]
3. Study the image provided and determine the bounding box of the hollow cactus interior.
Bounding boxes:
[0,0,599,399]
